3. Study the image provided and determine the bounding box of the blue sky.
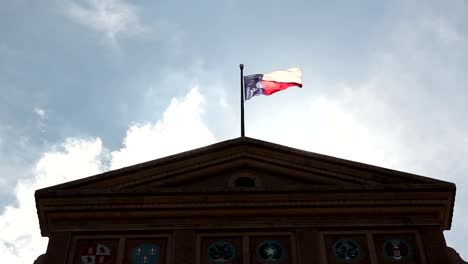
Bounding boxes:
[1,0,468,262]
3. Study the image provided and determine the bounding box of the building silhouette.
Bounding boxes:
[34,137,466,263]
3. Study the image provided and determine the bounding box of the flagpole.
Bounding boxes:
[240,64,245,137]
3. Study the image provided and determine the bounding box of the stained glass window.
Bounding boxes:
[201,237,242,264]
[124,238,167,264]
[73,239,118,264]
[373,234,418,264]
[324,235,370,264]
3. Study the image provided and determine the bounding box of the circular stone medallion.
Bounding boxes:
[383,239,411,261]
[332,240,361,262]
[208,240,236,263]
[256,240,286,264]
[131,243,160,264]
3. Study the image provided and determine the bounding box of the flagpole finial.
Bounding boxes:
[240,64,244,70]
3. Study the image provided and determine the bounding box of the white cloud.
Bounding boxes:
[33,107,46,120]
[33,138,105,190]
[248,87,405,171]
[0,138,104,264]
[110,86,216,169]
[65,0,148,46]
[34,107,47,131]
[0,87,215,263]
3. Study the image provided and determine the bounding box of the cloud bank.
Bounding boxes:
[0,87,215,263]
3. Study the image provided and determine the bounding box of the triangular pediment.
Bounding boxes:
[36,137,451,196]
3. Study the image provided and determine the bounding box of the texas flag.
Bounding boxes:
[244,68,302,100]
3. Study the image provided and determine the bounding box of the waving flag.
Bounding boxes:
[244,68,302,100]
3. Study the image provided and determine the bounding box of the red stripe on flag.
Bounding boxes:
[261,81,301,96]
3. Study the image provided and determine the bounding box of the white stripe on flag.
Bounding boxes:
[262,68,302,84]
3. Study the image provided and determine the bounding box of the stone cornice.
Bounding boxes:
[37,187,454,236]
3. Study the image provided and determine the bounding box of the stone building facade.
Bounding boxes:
[35,137,465,263]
